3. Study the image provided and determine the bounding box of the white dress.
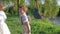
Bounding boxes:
[0,11,10,34]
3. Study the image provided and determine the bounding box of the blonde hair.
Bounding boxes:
[23,6,28,12]
[0,2,3,10]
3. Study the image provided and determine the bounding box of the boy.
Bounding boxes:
[19,6,31,34]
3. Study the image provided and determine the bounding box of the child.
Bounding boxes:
[19,6,31,34]
[0,2,10,34]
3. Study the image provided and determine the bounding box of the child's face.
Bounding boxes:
[19,7,28,14]
[19,8,25,14]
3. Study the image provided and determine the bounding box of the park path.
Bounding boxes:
[51,17,60,25]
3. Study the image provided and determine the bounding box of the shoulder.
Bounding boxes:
[0,11,6,16]
[2,11,5,13]
[0,11,5,13]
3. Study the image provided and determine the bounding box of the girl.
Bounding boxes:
[19,6,31,34]
[0,2,10,34]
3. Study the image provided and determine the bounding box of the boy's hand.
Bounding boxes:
[28,28,30,34]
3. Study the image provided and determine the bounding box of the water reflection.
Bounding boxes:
[51,17,60,25]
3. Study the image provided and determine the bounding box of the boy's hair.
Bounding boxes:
[19,6,22,8]
[19,6,28,12]
[19,6,23,9]
[23,6,28,12]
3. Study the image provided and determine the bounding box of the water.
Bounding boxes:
[51,17,60,25]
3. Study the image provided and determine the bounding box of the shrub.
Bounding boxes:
[30,19,60,34]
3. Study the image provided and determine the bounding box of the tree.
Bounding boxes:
[3,0,18,15]
[19,0,26,7]
[44,0,52,17]
[30,0,42,19]
[44,0,59,18]
[12,0,18,10]
[51,0,59,18]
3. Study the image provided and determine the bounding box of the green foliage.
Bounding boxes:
[6,16,22,34]
[3,0,59,17]
[2,0,60,34]
[51,0,59,18]
[30,0,42,14]
[3,0,18,16]
[19,0,26,7]
[5,9,18,16]
[30,19,60,34]
[44,0,52,17]
[6,16,60,34]
[44,0,59,18]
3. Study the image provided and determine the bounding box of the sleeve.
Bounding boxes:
[3,12,7,19]
[23,15,29,23]
[0,11,7,22]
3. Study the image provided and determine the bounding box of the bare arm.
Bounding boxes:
[25,22,30,34]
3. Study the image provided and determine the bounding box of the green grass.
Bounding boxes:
[6,16,22,34]
[6,16,60,34]
[30,18,60,34]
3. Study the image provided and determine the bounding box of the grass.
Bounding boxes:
[6,16,60,34]
[30,18,60,34]
[6,16,22,34]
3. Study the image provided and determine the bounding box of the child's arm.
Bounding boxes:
[20,17,23,25]
[25,22,30,34]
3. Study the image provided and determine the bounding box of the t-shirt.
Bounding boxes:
[20,13,29,24]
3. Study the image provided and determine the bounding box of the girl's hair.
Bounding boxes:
[0,2,3,10]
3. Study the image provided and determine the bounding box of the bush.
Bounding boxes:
[30,19,60,34]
